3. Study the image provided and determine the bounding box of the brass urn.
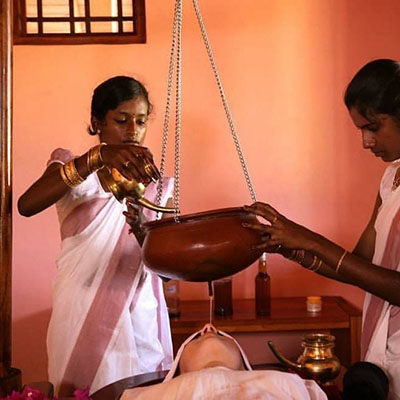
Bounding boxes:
[268,333,341,384]
[102,167,174,213]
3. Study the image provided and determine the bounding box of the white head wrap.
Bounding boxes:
[163,326,252,382]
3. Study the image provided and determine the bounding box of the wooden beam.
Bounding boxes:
[0,0,13,376]
[0,0,22,395]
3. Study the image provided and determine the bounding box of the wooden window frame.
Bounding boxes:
[13,0,146,45]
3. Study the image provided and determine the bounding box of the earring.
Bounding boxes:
[96,128,101,134]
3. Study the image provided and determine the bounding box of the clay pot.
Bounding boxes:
[142,207,264,282]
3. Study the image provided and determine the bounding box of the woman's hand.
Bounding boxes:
[101,144,160,184]
[123,198,147,246]
[243,202,319,253]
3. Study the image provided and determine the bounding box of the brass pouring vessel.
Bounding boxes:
[101,168,175,213]
[268,333,341,384]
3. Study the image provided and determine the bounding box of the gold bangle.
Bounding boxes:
[295,249,306,265]
[310,258,323,272]
[60,164,75,188]
[315,259,323,272]
[87,143,106,174]
[64,159,85,186]
[336,250,348,274]
[98,142,105,163]
[287,249,306,265]
[86,150,93,174]
[299,250,306,264]
[287,249,297,261]
[308,255,318,270]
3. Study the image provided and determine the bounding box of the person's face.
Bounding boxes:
[95,96,149,146]
[179,324,244,374]
[349,107,400,162]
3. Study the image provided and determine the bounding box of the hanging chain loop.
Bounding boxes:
[192,0,257,202]
[157,0,257,217]
[156,0,182,221]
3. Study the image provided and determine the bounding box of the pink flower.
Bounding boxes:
[1,386,91,400]
[73,388,91,400]
[1,387,52,400]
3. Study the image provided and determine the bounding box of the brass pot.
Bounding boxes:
[102,168,174,213]
[142,207,264,282]
[268,333,341,384]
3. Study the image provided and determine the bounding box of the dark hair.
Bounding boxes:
[344,59,400,121]
[342,361,389,400]
[89,76,152,135]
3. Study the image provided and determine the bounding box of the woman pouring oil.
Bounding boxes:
[18,76,174,396]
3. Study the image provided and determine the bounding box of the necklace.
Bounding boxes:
[392,167,400,191]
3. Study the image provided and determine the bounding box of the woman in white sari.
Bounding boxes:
[243,59,400,400]
[18,76,174,396]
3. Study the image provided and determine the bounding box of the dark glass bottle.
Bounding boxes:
[255,252,271,315]
[213,277,233,316]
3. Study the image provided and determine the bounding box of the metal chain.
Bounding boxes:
[192,0,257,202]
[156,0,181,206]
[173,0,183,221]
[158,0,256,214]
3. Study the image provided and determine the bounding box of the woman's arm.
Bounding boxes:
[244,199,400,306]
[306,229,400,306]
[18,144,160,217]
[292,192,382,284]
[124,197,174,246]
[124,200,147,246]
[18,161,77,217]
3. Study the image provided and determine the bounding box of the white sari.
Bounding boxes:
[46,149,174,396]
[362,160,400,400]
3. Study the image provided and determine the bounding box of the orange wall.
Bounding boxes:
[12,0,400,384]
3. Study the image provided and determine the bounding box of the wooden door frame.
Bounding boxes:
[0,0,21,395]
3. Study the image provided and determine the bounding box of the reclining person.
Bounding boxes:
[120,323,327,400]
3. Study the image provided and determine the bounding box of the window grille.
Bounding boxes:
[13,0,146,45]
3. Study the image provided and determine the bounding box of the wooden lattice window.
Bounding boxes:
[13,0,146,45]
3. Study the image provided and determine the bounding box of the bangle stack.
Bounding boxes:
[60,159,85,188]
[288,250,322,273]
[308,255,323,272]
[87,143,106,174]
[287,249,306,265]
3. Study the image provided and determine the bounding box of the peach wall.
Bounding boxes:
[12,0,400,384]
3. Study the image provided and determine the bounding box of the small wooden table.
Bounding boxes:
[169,296,362,368]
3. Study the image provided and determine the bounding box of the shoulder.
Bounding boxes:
[380,162,399,200]
[47,148,74,166]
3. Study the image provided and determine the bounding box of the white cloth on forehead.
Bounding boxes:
[163,328,253,382]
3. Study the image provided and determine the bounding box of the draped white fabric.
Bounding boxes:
[46,148,174,395]
[120,367,327,400]
[363,160,400,400]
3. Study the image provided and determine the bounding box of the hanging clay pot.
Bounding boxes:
[142,207,264,282]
